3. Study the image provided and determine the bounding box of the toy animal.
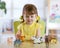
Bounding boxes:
[14,39,22,46]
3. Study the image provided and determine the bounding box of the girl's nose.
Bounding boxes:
[29,16,32,19]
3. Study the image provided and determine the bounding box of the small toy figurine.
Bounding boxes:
[31,36,43,44]
[19,36,25,42]
[51,38,57,44]
[14,39,22,46]
[40,37,43,42]
[7,37,13,45]
[45,36,49,48]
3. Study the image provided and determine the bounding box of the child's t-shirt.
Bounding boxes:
[17,22,42,40]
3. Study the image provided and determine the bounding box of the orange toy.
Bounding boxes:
[19,36,25,41]
[16,34,25,41]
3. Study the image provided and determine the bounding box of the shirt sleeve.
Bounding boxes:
[17,24,22,30]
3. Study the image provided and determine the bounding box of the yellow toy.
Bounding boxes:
[51,38,57,44]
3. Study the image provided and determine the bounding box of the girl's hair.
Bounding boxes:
[22,4,38,16]
[21,4,38,23]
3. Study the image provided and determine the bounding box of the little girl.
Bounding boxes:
[14,4,42,44]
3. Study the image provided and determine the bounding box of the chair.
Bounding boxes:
[13,21,21,34]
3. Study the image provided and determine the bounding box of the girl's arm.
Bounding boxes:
[16,29,21,35]
[16,29,25,41]
[16,29,22,40]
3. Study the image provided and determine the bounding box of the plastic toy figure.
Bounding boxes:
[19,36,25,42]
[51,38,57,44]
[14,39,22,46]
[31,36,43,44]
[45,36,49,48]
[7,37,13,45]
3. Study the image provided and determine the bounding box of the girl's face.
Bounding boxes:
[23,14,37,24]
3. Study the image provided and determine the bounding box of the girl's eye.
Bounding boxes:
[31,16,33,18]
[26,16,33,18]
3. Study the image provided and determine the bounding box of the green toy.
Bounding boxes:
[14,21,21,34]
